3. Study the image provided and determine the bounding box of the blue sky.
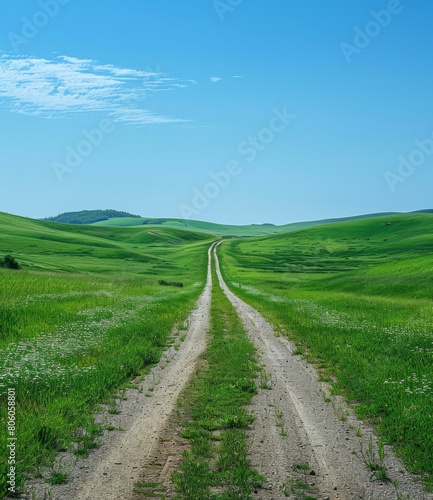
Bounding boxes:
[1,0,433,225]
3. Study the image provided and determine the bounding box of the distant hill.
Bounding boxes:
[92,212,404,237]
[42,209,433,237]
[411,209,433,214]
[45,210,141,225]
[0,211,212,273]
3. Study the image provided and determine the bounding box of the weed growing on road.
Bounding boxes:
[173,260,264,498]
[360,437,390,482]
[45,471,68,486]
[258,367,272,390]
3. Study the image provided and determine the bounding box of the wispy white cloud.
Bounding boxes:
[0,53,195,125]
[233,75,244,78]
[175,124,216,129]
[210,76,223,83]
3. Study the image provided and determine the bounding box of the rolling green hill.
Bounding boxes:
[220,212,433,289]
[43,209,433,237]
[93,211,402,237]
[0,212,212,274]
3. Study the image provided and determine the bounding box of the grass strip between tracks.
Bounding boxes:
[173,256,264,499]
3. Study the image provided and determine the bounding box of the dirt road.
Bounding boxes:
[214,244,431,500]
[23,242,431,499]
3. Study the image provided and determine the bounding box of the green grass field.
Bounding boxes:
[2,209,433,496]
[0,212,213,497]
[218,213,433,487]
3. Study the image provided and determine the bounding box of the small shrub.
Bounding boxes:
[0,255,21,270]
[158,280,183,288]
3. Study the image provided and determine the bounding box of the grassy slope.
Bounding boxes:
[94,216,293,236]
[0,212,211,273]
[0,212,213,497]
[94,212,401,237]
[219,213,433,485]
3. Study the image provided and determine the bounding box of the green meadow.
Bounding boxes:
[2,209,433,496]
[0,212,213,497]
[218,213,433,486]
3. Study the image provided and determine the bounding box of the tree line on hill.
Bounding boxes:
[45,210,141,225]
